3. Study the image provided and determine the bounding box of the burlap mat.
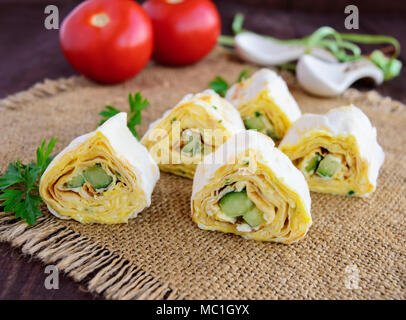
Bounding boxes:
[0,47,405,300]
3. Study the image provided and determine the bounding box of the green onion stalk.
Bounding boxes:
[218,13,402,81]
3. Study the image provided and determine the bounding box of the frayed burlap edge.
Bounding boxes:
[0,212,183,300]
[0,74,188,300]
[1,65,406,117]
[0,76,89,111]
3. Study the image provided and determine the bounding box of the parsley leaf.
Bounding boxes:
[0,189,24,213]
[36,138,58,171]
[237,69,249,82]
[209,69,250,97]
[0,161,24,190]
[128,92,149,140]
[209,76,229,97]
[0,138,58,226]
[99,92,149,140]
[98,106,120,126]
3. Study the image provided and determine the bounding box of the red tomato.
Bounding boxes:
[60,0,153,83]
[143,0,221,65]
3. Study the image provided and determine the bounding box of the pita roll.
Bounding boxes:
[279,105,385,196]
[141,89,244,179]
[191,130,312,243]
[40,113,159,224]
[226,68,301,143]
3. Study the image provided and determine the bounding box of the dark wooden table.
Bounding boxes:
[1,0,405,299]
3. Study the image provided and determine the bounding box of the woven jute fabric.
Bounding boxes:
[0,47,405,300]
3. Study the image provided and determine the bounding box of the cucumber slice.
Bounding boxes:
[83,165,113,189]
[316,155,341,178]
[265,129,279,141]
[67,174,85,188]
[182,139,202,156]
[243,207,265,227]
[243,113,269,131]
[305,153,322,173]
[219,190,254,218]
[181,131,202,156]
[244,114,279,141]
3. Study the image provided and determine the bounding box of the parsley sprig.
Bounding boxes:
[99,92,150,140]
[0,138,58,226]
[209,76,229,97]
[237,69,249,82]
[209,69,250,97]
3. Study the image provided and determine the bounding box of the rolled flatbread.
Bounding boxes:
[279,105,385,196]
[191,130,312,243]
[226,68,301,143]
[40,113,159,224]
[142,89,244,179]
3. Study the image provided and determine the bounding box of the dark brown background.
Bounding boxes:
[0,0,405,299]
